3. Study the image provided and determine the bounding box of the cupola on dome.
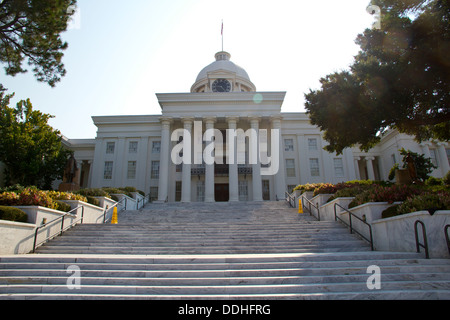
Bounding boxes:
[191,51,256,93]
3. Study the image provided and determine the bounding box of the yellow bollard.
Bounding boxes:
[111,207,118,224]
[298,199,303,214]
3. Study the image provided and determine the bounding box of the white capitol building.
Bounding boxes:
[64,51,450,202]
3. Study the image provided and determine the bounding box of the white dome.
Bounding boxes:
[191,52,256,93]
[195,52,251,83]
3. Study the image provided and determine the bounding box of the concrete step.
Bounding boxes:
[3,201,449,300]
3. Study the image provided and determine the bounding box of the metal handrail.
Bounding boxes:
[334,203,374,251]
[32,206,84,253]
[414,220,429,259]
[285,191,295,208]
[302,196,320,221]
[136,194,150,210]
[445,225,450,256]
[103,197,128,223]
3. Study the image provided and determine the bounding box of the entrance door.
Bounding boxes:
[215,184,229,202]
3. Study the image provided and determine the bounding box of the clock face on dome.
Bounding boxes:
[212,79,231,92]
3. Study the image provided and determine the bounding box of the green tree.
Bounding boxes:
[0,85,72,189]
[305,0,449,155]
[0,0,77,87]
[398,148,436,181]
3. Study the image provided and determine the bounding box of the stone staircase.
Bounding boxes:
[0,201,449,299]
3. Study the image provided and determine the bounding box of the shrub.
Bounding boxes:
[313,183,337,196]
[76,188,111,199]
[53,200,72,213]
[327,185,374,202]
[18,187,54,209]
[381,204,401,219]
[0,184,25,193]
[444,171,450,186]
[349,185,421,208]
[102,187,133,198]
[0,191,19,206]
[47,191,88,203]
[293,183,325,193]
[86,196,100,207]
[397,192,450,215]
[425,176,443,186]
[0,206,28,223]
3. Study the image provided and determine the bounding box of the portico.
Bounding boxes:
[155,113,286,203]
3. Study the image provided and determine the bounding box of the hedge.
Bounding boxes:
[0,206,28,223]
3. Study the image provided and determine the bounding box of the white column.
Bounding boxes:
[181,118,193,203]
[272,116,286,200]
[420,142,432,160]
[204,117,216,202]
[250,117,263,201]
[437,142,450,174]
[365,156,376,180]
[227,117,239,202]
[157,117,172,202]
[76,160,83,185]
[354,157,361,180]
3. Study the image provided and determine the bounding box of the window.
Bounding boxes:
[152,141,161,154]
[129,141,138,153]
[149,187,158,202]
[285,159,296,177]
[308,138,318,151]
[106,142,115,154]
[447,149,450,166]
[284,139,294,152]
[309,158,320,177]
[104,161,113,180]
[151,161,160,179]
[333,158,344,178]
[197,181,205,202]
[127,161,137,179]
[175,181,182,202]
[430,149,439,167]
[239,181,248,201]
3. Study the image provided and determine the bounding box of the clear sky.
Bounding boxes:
[1,0,376,139]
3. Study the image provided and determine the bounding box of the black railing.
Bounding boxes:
[414,220,429,259]
[136,194,150,210]
[32,206,84,253]
[334,203,374,251]
[445,225,450,256]
[302,196,320,221]
[285,191,295,208]
[103,197,128,223]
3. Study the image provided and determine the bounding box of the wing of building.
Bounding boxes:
[63,51,450,202]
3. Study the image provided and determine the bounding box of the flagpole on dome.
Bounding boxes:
[221,20,224,52]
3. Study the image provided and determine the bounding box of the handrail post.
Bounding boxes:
[349,210,353,234]
[414,220,429,259]
[60,215,65,236]
[444,225,450,256]
[33,226,40,253]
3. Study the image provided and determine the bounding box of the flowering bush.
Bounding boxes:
[293,183,325,193]
[313,183,338,196]
[348,184,421,208]
[18,187,54,209]
[0,191,19,206]
[397,192,450,215]
[47,191,87,202]
[0,187,90,211]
